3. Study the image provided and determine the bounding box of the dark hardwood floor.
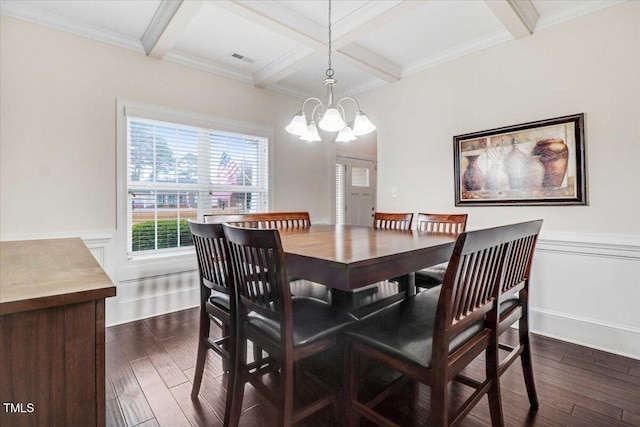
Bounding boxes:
[106,300,640,426]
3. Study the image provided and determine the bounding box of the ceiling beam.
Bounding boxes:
[250,1,423,88]
[253,48,321,89]
[142,0,204,59]
[213,0,325,50]
[336,44,401,83]
[484,0,539,39]
[332,1,425,49]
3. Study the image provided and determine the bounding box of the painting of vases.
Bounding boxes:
[454,114,586,206]
[532,139,569,187]
[463,155,483,191]
[504,141,545,189]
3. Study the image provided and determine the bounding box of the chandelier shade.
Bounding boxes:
[336,125,357,142]
[285,0,375,142]
[352,111,376,136]
[300,121,321,142]
[285,111,308,136]
[319,107,346,132]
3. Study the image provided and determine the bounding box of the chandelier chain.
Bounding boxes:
[285,0,374,140]
[326,0,334,78]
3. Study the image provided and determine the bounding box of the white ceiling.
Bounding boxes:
[0,0,624,99]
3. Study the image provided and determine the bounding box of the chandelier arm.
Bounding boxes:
[337,103,347,122]
[310,103,323,122]
[285,0,373,140]
[336,96,362,112]
[301,97,324,112]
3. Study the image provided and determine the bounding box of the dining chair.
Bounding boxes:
[205,212,320,359]
[415,213,468,290]
[187,220,235,423]
[373,212,414,230]
[205,212,325,294]
[204,211,311,229]
[223,223,357,427]
[342,221,542,427]
[494,219,543,412]
[372,212,414,293]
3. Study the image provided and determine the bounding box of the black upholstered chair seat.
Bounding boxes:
[344,288,520,369]
[207,290,231,311]
[415,261,448,286]
[247,297,357,347]
[343,287,484,368]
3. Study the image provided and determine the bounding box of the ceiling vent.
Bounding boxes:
[231,53,255,64]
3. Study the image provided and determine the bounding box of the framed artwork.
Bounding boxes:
[453,113,587,206]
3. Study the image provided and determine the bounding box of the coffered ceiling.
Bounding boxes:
[0,0,624,99]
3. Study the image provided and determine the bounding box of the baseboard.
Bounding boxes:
[105,270,200,326]
[530,307,640,360]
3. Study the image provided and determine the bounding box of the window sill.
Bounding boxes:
[119,248,198,282]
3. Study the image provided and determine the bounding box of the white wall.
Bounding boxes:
[357,2,640,358]
[0,15,334,325]
[2,5,638,358]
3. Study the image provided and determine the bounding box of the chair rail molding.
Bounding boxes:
[3,228,637,359]
[537,230,640,260]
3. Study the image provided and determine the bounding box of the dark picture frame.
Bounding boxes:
[454,113,587,206]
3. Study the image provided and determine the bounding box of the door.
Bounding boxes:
[337,157,377,226]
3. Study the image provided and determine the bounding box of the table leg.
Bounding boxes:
[330,289,354,309]
[396,273,416,297]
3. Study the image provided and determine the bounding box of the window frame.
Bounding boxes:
[116,99,273,276]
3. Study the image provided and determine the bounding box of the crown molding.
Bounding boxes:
[0,0,145,53]
[535,0,627,30]
[342,77,386,98]
[265,83,311,100]
[402,30,512,78]
[163,51,254,84]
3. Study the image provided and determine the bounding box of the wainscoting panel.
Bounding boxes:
[530,232,640,359]
[6,229,635,358]
[108,271,199,326]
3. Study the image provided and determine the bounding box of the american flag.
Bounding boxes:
[218,151,239,185]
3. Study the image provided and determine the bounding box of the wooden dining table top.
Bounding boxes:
[278,224,457,292]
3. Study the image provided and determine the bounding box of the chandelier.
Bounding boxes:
[285,0,376,142]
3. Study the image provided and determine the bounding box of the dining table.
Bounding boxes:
[278,224,457,315]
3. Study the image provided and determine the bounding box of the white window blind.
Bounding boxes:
[125,114,268,256]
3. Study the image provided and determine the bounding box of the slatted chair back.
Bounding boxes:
[434,225,507,348]
[373,212,413,230]
[433,220,544,424]
[223,222,356,426]
[414,213,469,290]
[499,220,542,299]
[205,211,311,230]
[342,220,545,427]
[416,213,467,234]
[187,219,236,410]
[223,224,293,342]
[494,219,543,411]
[189,220,231,296]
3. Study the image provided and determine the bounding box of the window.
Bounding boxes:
[118,100,270,259]
[351,167,370,187]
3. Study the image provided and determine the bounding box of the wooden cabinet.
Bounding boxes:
[0,238,116,427]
